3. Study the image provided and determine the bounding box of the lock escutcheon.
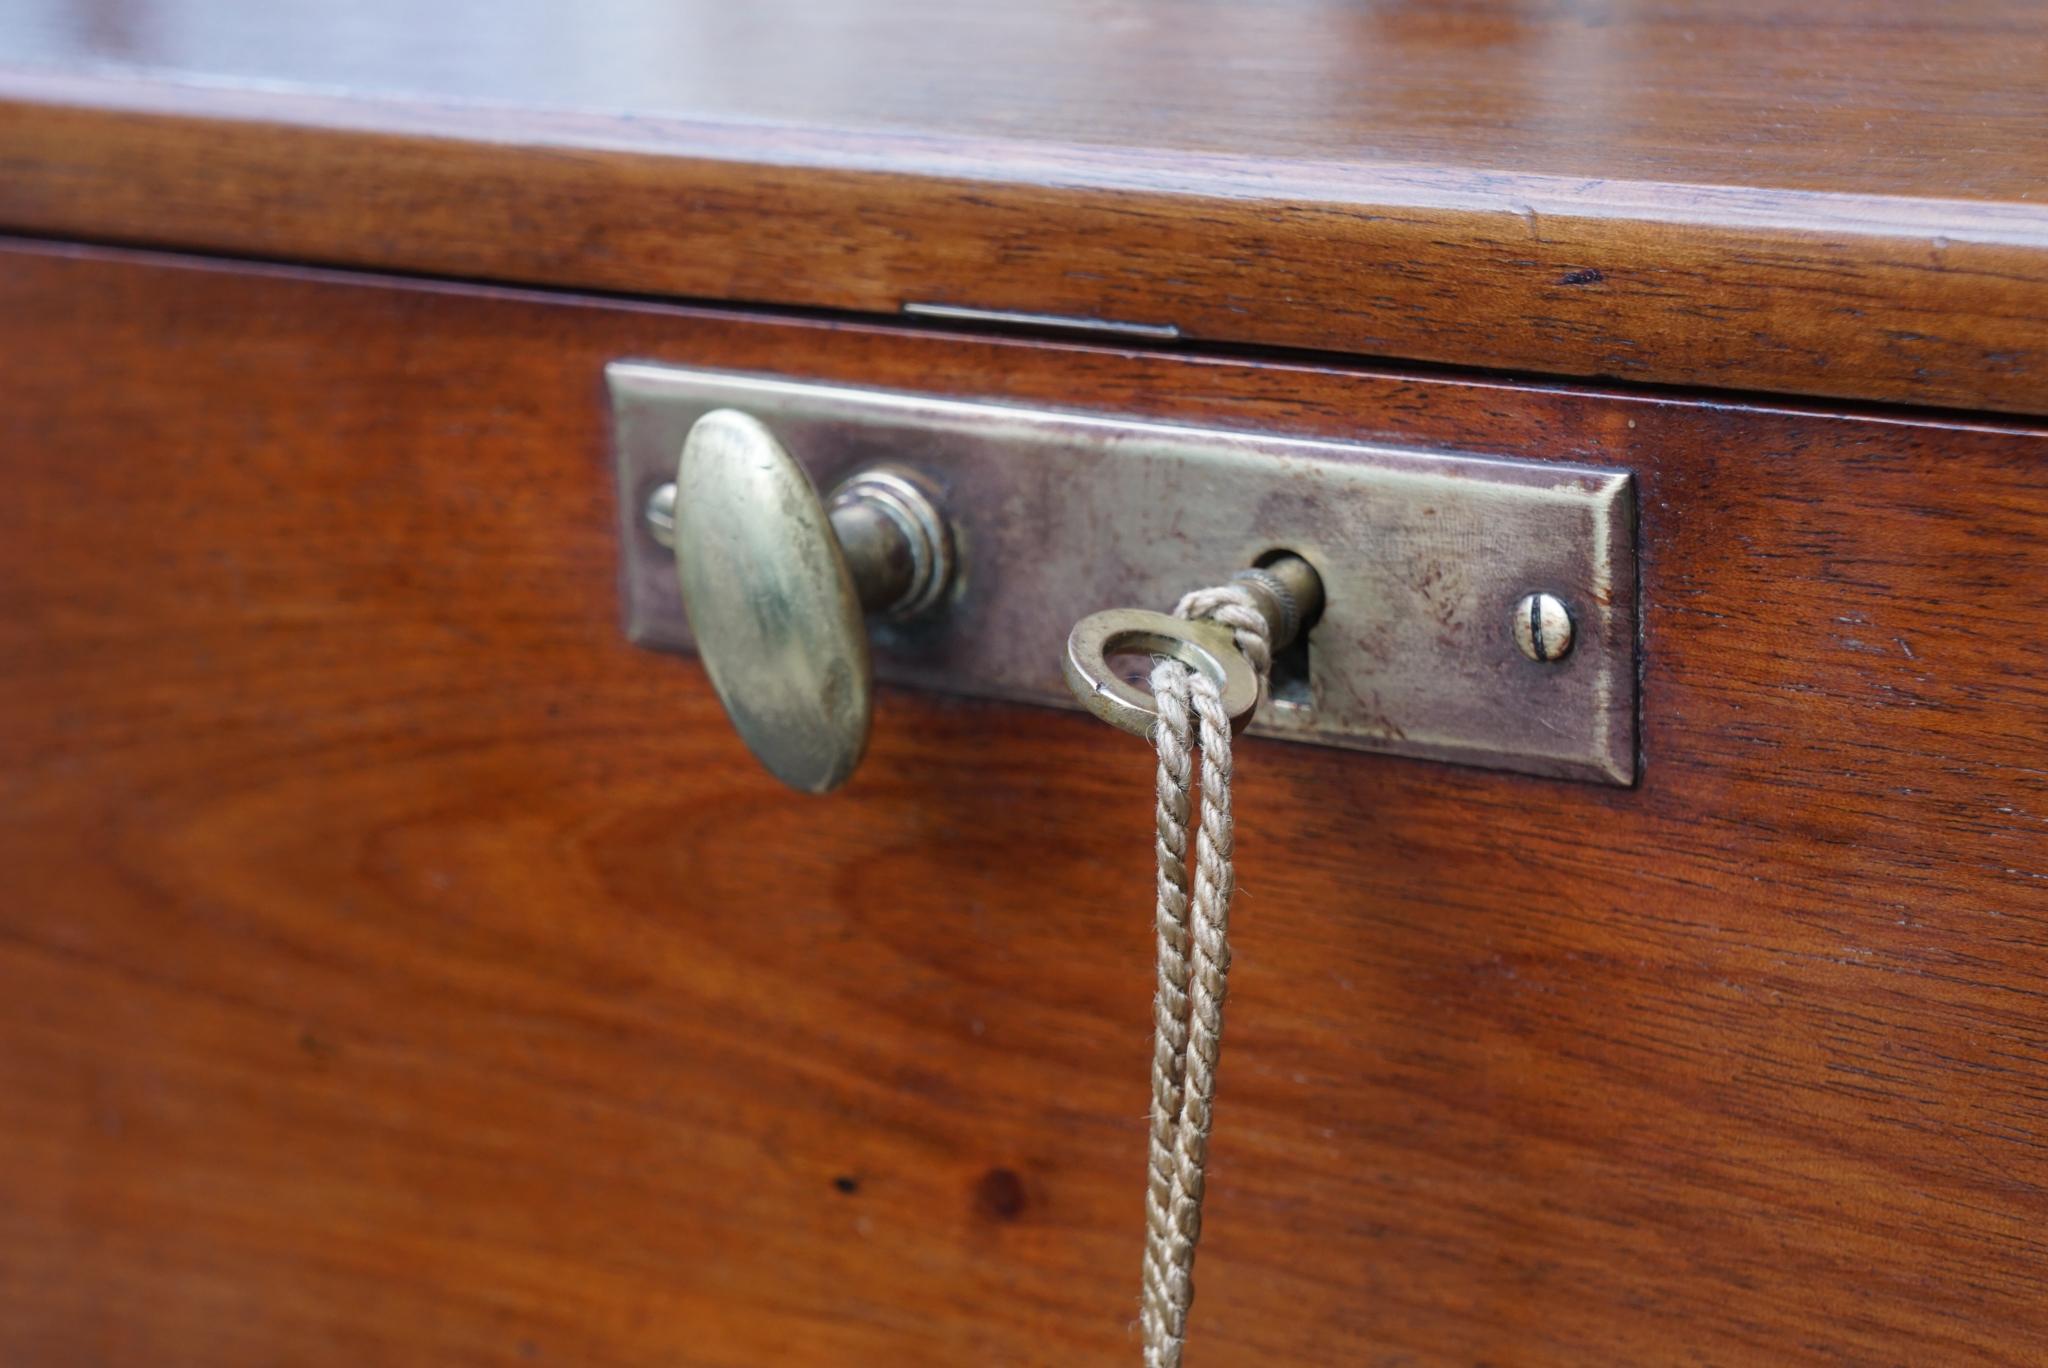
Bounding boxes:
[611,365,1639,788]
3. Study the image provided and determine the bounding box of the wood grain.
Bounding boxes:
[4,0,2048,414]
[2,239,2046,1364]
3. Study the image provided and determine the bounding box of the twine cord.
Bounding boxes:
[1138,583,1272,1368]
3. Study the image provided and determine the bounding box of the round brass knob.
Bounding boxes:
[662,409,952,793]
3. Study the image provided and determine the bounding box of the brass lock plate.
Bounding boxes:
[610,365,1638,785]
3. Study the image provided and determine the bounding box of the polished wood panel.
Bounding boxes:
[8,0,2045,192]
[2,240,2046,1364]
[4,0,2048,413]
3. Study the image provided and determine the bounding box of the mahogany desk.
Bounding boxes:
[2,3,2045,1363]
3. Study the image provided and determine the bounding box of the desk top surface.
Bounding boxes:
[5,0,2047,412]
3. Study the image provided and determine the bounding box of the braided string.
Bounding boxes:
[1139,583,1272,1368]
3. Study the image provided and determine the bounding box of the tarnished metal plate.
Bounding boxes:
[610,365,1637,785]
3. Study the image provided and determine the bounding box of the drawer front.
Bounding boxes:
[2,240,2044,1365]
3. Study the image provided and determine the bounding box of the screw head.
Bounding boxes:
[643,481,679,549]
[1512,592,1574,662]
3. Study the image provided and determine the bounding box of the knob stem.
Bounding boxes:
[827,466,954,620]
[829,500,916,613]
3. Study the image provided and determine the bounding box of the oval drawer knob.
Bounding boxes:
[650,409,954,793]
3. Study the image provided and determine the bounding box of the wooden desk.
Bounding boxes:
[2,4,2045,1363]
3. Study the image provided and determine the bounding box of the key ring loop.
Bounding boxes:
[1062,608,1261,740]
